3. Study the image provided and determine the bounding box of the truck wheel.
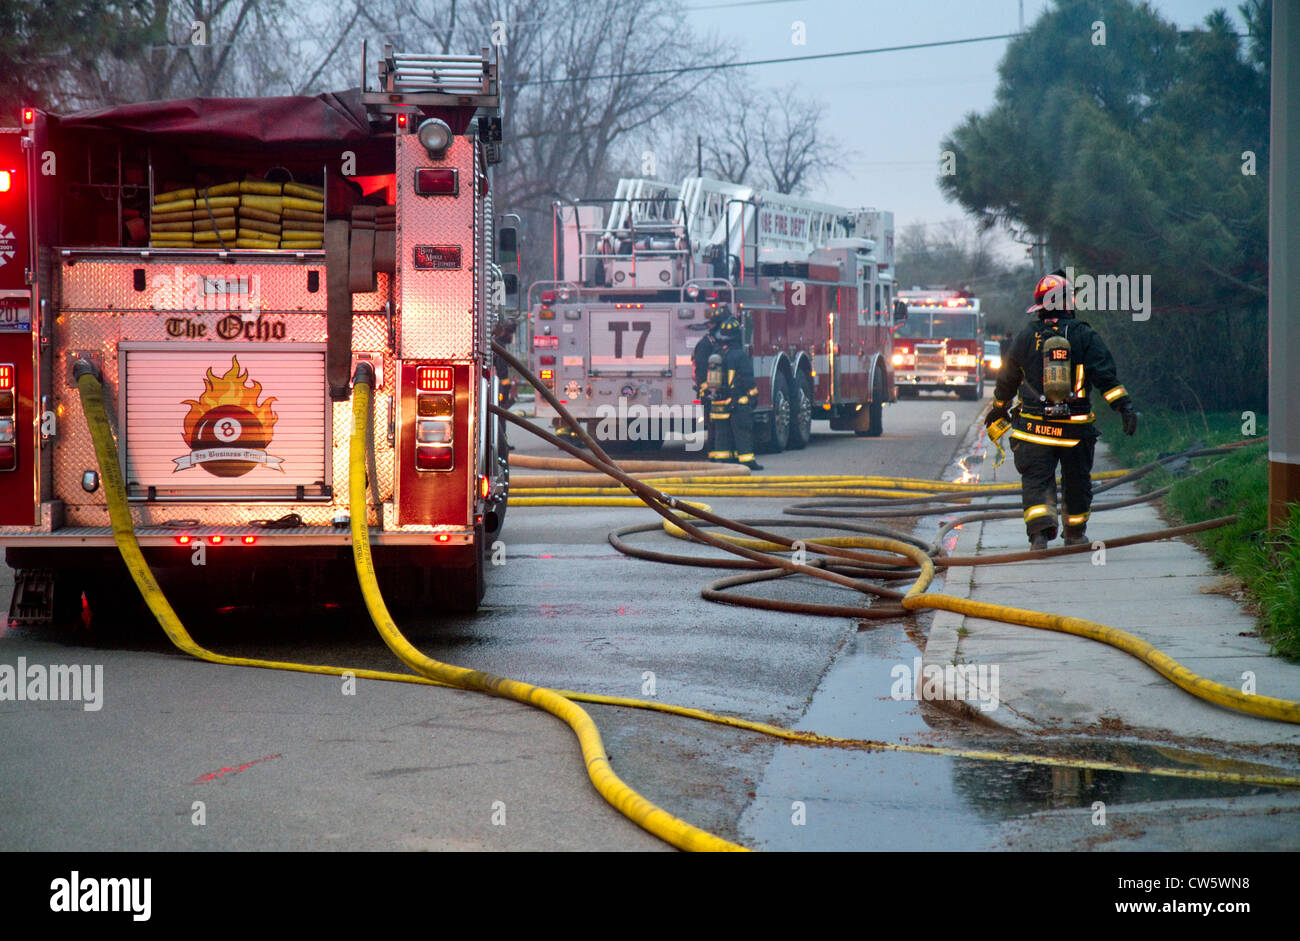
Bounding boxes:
[787,371,814,450]
[854,373,885,437]
[766,372,792,453]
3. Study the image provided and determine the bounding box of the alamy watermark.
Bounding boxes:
[890,656,1000,713]
[1036,267,1153,322]
[0,658,103,711]
[593,396,706,451]
[50,872,150,921]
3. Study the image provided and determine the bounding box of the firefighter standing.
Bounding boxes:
[692,312,726,454]
[986,272,1137,549]
[703,318,763,470]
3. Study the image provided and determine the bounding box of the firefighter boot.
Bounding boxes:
[743,460,764,471]
[1030,532,1051,551]
[1063,525,1089,547]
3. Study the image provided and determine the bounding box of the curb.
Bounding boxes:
[917,416,1005,724]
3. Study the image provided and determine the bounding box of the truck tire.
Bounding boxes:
[854,372,885,437]
[787,371,813,450]
[766,372,792,453]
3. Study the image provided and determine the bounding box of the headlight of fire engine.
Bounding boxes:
[686,284,700,300]
[416,117,454,157]
[987,356,1002,371]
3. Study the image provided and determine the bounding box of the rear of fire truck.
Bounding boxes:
[891,290,986,400]
[528,181,722,450]
[0,47,510,626]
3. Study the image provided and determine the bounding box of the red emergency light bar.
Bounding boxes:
[416,365,454,393]
[905,297,974,308]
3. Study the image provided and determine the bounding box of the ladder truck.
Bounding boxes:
[527,176,899,452]
[0,45,513,625]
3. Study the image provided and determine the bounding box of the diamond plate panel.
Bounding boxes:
[48,310,397,528]
[397,135,477,359]
[61,259,329,312]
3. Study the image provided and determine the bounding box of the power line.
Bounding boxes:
[505,33,1020,88]
[685,0,809,8]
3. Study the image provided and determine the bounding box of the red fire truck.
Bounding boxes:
[0,46,511,624]
[891,289,986,400]
[527,177,899,450]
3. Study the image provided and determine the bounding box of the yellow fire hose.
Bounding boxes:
[346,367,743,851]
[73,363,1300,856]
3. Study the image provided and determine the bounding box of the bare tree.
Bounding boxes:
[699,74,761,183]
[759,86,841,195]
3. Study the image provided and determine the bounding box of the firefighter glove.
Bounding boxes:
[985,403,1010,428]
[1120,404,1138,436]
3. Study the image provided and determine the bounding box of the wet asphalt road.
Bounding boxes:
[4,389,1297,851]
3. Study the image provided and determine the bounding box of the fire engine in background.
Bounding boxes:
[0,46,513,625]
[528,176,899,451]
[891,289,986,400]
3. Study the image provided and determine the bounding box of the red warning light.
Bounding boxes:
[416,365,454,393]
[0,365,13,390]
[242,535,256,545]
[176,535,191,545]
[209,535,223,545]
[0,171,10,193]
[397,113,409,128]
[21,108,34,125]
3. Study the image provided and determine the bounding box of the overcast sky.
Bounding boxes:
[682,0,1250,261]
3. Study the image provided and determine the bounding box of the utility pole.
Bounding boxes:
[1269,0,1300,525]
[697,135,703,177]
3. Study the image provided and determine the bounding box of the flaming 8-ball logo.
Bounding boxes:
[177,356,281,477]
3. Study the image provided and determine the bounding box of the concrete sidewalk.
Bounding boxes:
[924,435,1300,751]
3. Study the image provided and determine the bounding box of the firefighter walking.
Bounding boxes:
[986,272,1138,549]
[703,318,763,470]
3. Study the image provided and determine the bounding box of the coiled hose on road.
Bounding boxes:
[73,354,1300,854]
[491,342,1300,727]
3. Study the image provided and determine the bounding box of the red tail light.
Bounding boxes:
[414,168,459,196]
[0,364,14,472]
[21,108,34,125]
[416,445,453,471]
[417,365,454,393]
[414,364,455,473]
